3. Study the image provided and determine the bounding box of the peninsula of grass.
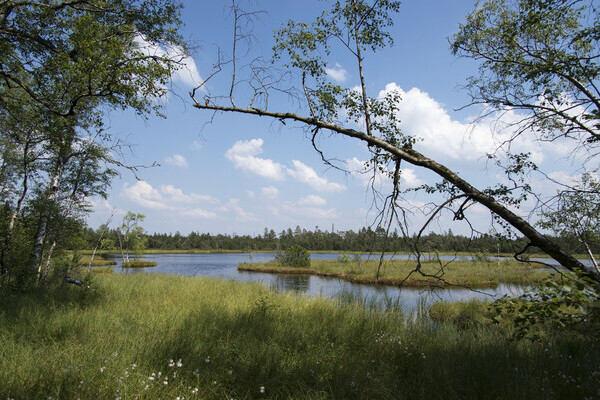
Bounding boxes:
[121,260,157,268]
[239,258,555,288]
[1,274,597,399]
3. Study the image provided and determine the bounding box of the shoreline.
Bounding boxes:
[238,264,505,289]
[78,249,585,259]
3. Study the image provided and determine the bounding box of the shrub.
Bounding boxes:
[121,261,157,268]
[275,245,311,268]
[337,252,351,264]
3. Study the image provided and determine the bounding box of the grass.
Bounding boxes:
[90,266,115,274]
[76,254,117,267]
[122,260,158,268]
[239,258,554,288]
[0,274,598,399]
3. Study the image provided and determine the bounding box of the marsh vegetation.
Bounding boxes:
[1,274,598,399]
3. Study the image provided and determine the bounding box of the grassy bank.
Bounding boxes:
[122,260,158,268]
[239,258,554,288]
[1,274,598,399]
[75,254,117,267]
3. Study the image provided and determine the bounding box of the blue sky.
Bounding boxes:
[89,0,584,236]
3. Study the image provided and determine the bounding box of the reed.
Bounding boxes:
[0,274,597,399]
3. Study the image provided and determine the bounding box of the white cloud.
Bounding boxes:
[133,35,202,89]
[287,160,346,192]
[377,83,546,164]
[122,181,219,219]
[325,63,348,83]
[261,186,280,199]
[224,198,255,220]
[346,157,422,188]
[123,181,170,209]
[192,140,203,150]
[172,52,203,87]
[280,202,338,220]
[164,154,189,168]
[159,184,217,204]
[181,208,218,219]
[225,138,287,180]
[297,194,327,207]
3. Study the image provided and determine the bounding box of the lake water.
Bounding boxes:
[107,252,536,312]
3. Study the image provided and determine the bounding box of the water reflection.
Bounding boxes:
[270,274,310,293]
[106,252,582,312]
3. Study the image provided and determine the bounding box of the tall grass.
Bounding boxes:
[0,274,598,399]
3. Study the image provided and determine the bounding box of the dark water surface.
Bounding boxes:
[109,252,551,311]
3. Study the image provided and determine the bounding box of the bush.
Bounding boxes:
[275,245,311,268]
[121,261,157,268]
[492,270,600,341]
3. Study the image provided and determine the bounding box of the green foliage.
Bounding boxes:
[452,0,600,145]
[1,274,600,399]
[118,211,147,262]
[121,261,157,268]
[538,172,600,269]
[0,0,187,289]
[337,252,351,264]
[275,245,311,268]
[492,270,600,341]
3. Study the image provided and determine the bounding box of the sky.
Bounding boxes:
[88,0,588,237]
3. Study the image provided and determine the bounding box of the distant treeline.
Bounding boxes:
[82,226,596,255]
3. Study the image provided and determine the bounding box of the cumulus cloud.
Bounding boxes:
[223,199,255,220]
[346,157,423,188]
[325,63,348,83]
[164,154,189,168]
[377,83,546,164]
[225,139,346,192]
[297,194,327,207]
[133,35,202,88]
[225,138,287,180]
[191,140,203,150]
[261,186,280,199]
[287,160,346,192]
[123,181,170,209]
[122,181,218,218]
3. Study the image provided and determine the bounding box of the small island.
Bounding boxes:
[239,257,554,288]
[121,260,157,268]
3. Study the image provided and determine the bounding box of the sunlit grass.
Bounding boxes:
[240,258,554,288]
[0,274,597,399]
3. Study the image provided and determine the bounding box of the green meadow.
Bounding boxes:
[239,258,554,288]
[1,273,598,399]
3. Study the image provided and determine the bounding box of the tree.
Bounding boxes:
[0,0,187,288]
[118,212,147,263]
[191,0,595,282]
[538,173,600,275]
[451,0,600,152]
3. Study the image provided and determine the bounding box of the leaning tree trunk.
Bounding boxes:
[192,104,595,282]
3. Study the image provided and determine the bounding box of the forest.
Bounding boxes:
[83,224,594,255]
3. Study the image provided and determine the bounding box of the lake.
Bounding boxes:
[106,252,540,312]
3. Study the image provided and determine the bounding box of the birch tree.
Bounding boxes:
[191,0,598,282]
